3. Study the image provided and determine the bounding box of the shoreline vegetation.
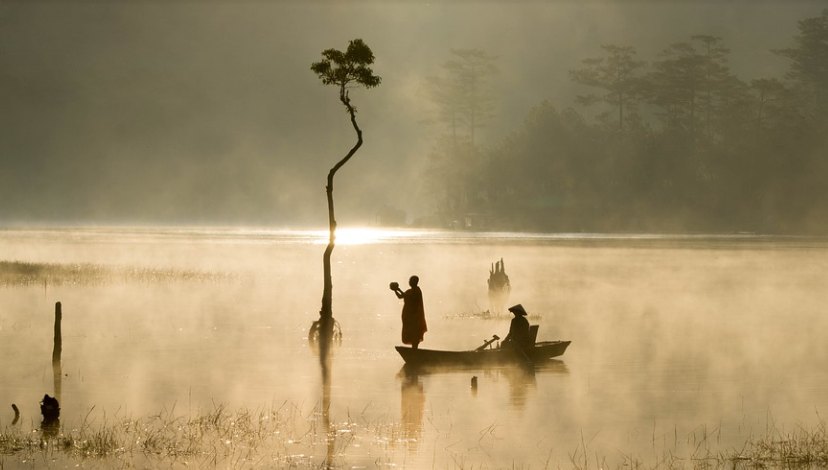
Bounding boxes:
[444,307,544,321]
[1,405,826,469]
[414,11,828,236]
[0,261,237,288]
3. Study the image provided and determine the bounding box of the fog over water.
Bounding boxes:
[2,1,828,467]
[2,228,828,468]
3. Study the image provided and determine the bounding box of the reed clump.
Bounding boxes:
[731,420,828,468]
[0,260,236,287]
[443,306,544,321]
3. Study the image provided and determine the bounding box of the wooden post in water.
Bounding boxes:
[52,302,62,402]
[39,302,63,429]
[52,302,62,364]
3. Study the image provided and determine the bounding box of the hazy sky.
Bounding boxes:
[1,1,823,227]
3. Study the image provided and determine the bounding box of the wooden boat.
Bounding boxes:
[395,340,571,366]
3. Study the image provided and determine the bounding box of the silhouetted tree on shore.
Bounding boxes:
[773,9,828,125]
[309,39,381,347]
[420,10,828,234]
[421,49,499,223]
[569,45,647,131]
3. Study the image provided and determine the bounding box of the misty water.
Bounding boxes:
[2,227,828,468]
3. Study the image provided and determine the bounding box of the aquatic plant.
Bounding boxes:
[3,405,828,470]
[0,260,237,288]
[444,304,545,321]
[732,419,828,468]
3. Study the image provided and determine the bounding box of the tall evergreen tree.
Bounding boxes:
[750,78,794,130]
[421,49,499,221]
[773,9,828,125]
[691,35,734,142]
[569,45,647,131]
[441,49,499,147]
[648,41,706,136]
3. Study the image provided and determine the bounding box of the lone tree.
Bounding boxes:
[310,38,381,345]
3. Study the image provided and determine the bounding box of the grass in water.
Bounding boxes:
[0,260,236,287]
[0,401,418,469]
[443,305,544,321]
[3,405,828,470]
[2,403,318,468]
[736,419,828,467]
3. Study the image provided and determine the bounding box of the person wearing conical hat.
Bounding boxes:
[502,304,532,349]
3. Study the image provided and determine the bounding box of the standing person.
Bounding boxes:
[502,304,532,349]
[390,275,427,349]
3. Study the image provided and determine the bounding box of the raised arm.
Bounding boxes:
[390,282,404,299]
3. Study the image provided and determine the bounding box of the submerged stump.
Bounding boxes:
[487,258,511,315]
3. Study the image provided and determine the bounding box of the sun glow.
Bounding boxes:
[311,227,423,245]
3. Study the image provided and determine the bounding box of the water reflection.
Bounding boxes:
[311,322,341,469]
[507,360,568,406]
[503,364,536,408]
[398,365,425,451]
[399,360,568,411]
[320,350,334,469]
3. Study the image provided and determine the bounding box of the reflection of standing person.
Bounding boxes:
[390,275,427,349]
[399,366,425,451]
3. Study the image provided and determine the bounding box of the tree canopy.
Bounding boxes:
[569,45,647,130]
[414,10,828,235]
[311,38,381,92]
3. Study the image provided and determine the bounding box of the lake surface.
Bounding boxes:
[2,227,828,469]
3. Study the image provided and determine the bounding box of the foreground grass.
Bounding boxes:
[738,420,828,468]
[0,402,428,469]
[0,260,236,287]
[567,420,828,470]
[2,403,352,469]
[2,406,828,470]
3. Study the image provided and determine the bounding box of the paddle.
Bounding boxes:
[475,334,500,351]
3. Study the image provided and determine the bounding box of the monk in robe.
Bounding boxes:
[391,275,427,349]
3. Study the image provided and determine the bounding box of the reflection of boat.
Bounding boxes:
[398,358,569,378]
[397,358,568,410]
[395,340,571,366]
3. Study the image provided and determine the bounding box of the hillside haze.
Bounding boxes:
[1,2,825,232]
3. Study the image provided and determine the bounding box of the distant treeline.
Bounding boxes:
[419,9,828,234]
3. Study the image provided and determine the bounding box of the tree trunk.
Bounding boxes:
[316,86,363,347]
